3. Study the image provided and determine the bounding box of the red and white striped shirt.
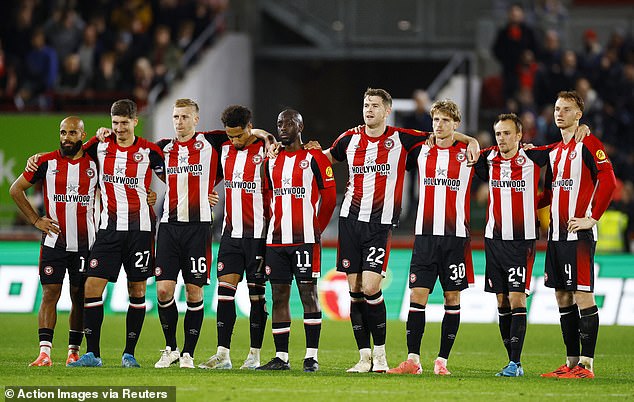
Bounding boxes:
[220,139,266,238]
[264,149,336,245]
[329,126,427,225]
[85,136,164,231]
[157,131,225,224]
[23,150,98,251]
[543,135,616,241]
[476,146,552,240]
[408,142,474,237]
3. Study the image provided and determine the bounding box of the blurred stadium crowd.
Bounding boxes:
[0,0,227,112]
[1,0,632,250]
[485,2,634,251]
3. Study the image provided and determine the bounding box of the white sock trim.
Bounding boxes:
[276,352,289,362]
[305,348,318,360]
[407,353,420,364]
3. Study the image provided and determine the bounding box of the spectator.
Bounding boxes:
[532,0,568,43]
[89,52,120,92]
[578,29,603,77]
[401,89,433,132]
[56,53,88,95]
[15,29,58,110]
[148,25,182,82]
[132,57,156,108]
[493,3,539,100]
[538,29,562,73]
[554,50,581,93]
[155,0,186,36]
[77,24,100,80]
[113,32,135,90]
[43,7,85,63]
[517,49,539,93]
[176,21,196,53]
[4,4,36,61]
[110,0,153,34]
[0,39,18,99]
[575,77,603,135]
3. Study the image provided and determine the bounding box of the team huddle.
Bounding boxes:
[10,88,615,378]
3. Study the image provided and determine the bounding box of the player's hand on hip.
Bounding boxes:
[208,190,220,207]
[147,189,157,206]
[567,216,597,233]
[574,124,591,143]
[25,153,43,172]
[96,127,112,142]
[34,217,61,236]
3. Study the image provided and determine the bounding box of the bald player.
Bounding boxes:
[10,117,99,367]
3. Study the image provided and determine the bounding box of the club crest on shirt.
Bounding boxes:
[596,149,606,160]
[456,152,467,163]
[568,150,577,160]
[515,155,526,166]
[326,166,333,177]
[384,138,394,150]
[133,152,143,162]
[44,266,54,276]
[299,159,310,169]
[194,141,204,150]
[252,154,263,165]
[86,167,95,177]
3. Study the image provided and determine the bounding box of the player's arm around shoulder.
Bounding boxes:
[453,131,480,165]
[473,146,495,181]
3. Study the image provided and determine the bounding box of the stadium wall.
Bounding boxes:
[148,33,253,142]
[1,242,633,326]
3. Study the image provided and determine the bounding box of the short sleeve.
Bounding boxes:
[310,150,336,189]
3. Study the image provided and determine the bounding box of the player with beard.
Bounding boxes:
[10,117,98,367]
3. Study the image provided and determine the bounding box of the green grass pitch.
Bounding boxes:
[1,314,633,401]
